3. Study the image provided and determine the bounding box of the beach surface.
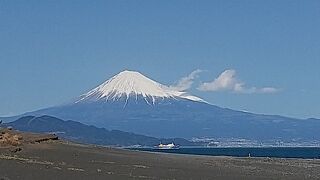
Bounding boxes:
[0,130,320,180]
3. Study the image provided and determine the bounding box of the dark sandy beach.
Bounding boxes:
[1,137,320,180]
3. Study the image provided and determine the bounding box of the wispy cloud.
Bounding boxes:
[170,69,203,91]
[0,112,17,117]
[198,69,280,94]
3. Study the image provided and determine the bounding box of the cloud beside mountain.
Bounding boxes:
[174,69,280,94]
[198,69,280,94]
[169,69,203,91]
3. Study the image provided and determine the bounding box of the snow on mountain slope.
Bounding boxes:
[77,70,204,104]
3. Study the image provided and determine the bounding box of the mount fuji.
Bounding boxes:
[3,70,320,141]
[76,70,204,105]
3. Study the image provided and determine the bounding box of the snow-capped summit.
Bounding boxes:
[77,70,204,104]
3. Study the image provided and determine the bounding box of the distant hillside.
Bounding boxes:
[5,116,197,147]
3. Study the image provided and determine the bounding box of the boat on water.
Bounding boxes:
[155,143,179,150]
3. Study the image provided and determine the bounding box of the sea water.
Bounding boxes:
[130,147,320,159]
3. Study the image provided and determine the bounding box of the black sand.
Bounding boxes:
[1,140,320,180]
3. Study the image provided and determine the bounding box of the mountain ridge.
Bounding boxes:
[5,115,198,147]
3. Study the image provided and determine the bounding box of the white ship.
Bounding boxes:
[156,143,179,149]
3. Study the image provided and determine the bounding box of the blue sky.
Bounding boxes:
[0,0,319,119]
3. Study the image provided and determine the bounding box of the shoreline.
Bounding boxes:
[128,148,320,161]
[127,146,320,160]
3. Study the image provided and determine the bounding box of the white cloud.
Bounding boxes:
[170,69,203,91]
[198,69,238,92]
[258,87,279,93]
[198,69,280,94]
